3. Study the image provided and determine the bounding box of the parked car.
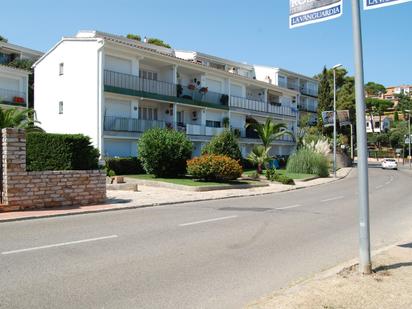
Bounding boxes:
[381,158,398,170]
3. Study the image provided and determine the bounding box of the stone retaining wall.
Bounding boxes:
[1,128,106,211]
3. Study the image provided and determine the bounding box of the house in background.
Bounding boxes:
[366,115,390,133]
[253,66,319,125]
[33,30,299,158]
[0,40,43,108]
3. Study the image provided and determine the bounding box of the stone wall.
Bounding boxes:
[1,128,106,211]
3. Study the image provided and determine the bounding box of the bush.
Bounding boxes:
[286,148,329,177]
[265,169,295,185]
[105,157,144,175]
[187,155,243,181]
[138,128,192,177]
[201,129,242,161]
[26,133,99,171]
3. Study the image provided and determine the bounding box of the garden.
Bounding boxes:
[105,118,332,189]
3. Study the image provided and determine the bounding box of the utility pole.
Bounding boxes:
[351,0,372,275]
[332,64,342,178]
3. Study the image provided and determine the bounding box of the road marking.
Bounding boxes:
[179,215,238,227]
[376,185,384,189]
[1,235,118,255]
[320,196,344,203]
[276,204,302,210]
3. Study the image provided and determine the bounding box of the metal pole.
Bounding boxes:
[409,113,411,169]
[350,123,354,160]
[333,69,337,178]
[351,0,372,275]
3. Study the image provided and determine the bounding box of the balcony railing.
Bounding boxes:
[230,95,297,117]
[0,88,26,106]
[104,70,228,109]
[300,88,318,97]
[105,116,226,137]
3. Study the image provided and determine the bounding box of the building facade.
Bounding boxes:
[0,41,43,108]
[366,115,390,133]
[34,31,299,158]
[253,66,319,125]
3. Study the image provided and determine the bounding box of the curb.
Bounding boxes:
[0,168,353,223]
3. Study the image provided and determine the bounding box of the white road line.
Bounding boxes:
[1,235,118,255]
[179,215,238,227]
[376,185,384,189]
[276,204,302,210]
[320,196,344,203]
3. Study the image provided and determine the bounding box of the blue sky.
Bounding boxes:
[1,0,411,86]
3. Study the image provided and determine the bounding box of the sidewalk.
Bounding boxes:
[0,168,352,222]
[246,236,412,309]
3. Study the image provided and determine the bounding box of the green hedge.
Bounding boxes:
[26,133,99,171]
[265,169,295,185]
[187,155,243,181]
[105,157,144,175]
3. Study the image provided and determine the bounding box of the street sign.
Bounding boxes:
[405,134,412,144]
[364,0,412,10]
[322,111,334,127]
[337,110,351,126]
[289,0,343,29]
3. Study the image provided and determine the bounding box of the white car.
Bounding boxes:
[381,158,398,170]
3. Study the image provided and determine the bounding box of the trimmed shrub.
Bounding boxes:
[26,133,99,171]
[286,148,329,177]
[201,129,242,161]
[138,128,193,177]
[187,155,243,181]
[266,169,295,185]
[105,157,144,175]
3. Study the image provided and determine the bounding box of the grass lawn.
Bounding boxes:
[243,169,317,180]
[125,174,257,187]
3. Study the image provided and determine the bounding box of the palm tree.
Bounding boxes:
[247,145,270,174]
[0,106,43,132]
[246,118,294,149]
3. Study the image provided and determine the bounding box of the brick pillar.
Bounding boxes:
[2,128,27,209]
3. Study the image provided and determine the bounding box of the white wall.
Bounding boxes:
[34,40,101,149]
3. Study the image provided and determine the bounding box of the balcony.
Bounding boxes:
[0,88,26,107]
[300,87,318,97]
[104,70,228,110]
[230,95,297,118]
[105,116,225,137]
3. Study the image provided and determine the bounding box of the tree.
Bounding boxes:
[396,93,412,116]
[0,35,7,42]
[365,82,386,97]
[147,38,171,48]
[126,34,141,41]
[316,67,332,129]
[247,145,270,174]
[201,129,242,161]
[246,119,293,151]
[366,98,393,133]
[0,107,43,132]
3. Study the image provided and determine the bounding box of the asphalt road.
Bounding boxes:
[1,166,411,309]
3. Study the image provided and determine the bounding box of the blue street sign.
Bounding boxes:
[289,0,343,29]
[364,0,412,10]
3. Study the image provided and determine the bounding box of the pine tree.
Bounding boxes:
[317,66,332,129]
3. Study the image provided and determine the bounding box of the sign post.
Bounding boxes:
[351,0,372,274]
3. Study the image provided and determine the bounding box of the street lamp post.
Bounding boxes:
[406,110,411,169]
[332,64,342,178]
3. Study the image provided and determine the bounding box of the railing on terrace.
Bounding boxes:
[104,70,227,107]
[298,103,317,113]
[301,88,318,97]
[0,88,26,105]
[104,116,166,132]
[230,95,297,117]
[104,116,226,137]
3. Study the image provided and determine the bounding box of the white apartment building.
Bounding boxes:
[33,30,299,158]
[0,41,43,108]
[254,66,319,125]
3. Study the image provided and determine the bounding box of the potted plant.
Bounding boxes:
[176,84,183,97]
[188,83,196,91]
[199,87,208,94]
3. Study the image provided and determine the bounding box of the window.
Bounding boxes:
[138,107,158,120]
[58,101,63,114]
[139,69,158,81]
[206,120,221,128]
[59,63,64,75]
